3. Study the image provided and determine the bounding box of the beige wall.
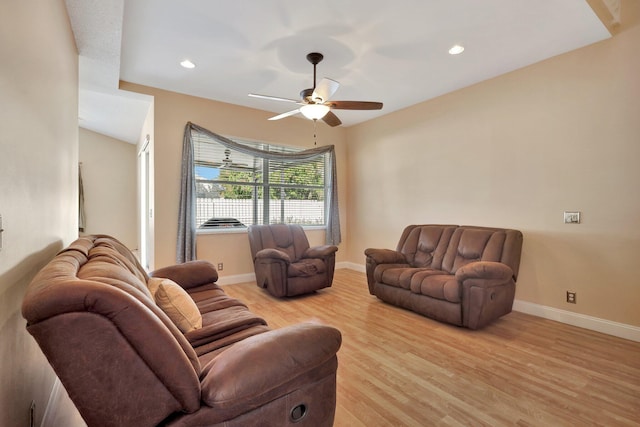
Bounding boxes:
[123,3,639,329]
[346,1,640,327]
[120,82,349,275]
[0,0,79,425]
[79,128,137,249]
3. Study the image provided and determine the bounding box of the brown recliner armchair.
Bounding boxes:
[248,224,338,297]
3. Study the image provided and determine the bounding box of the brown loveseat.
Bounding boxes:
[365,225,523,329]
[22,235,341,427]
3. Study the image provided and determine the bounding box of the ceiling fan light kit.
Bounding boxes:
[300,103,330,120]
[249,52,383,127]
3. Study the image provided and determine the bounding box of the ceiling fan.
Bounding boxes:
[217,149,251,170]
[249,52,383,127]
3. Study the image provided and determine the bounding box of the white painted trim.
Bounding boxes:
[216,272,256,286]
[342,263,639,342]
[40,377,62,427]
[216,264,640,342]
[512,300,640,342]
[337,261,363,272]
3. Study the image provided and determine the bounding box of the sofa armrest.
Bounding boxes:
[303,245,338,259]
[255,248,291,263]
[200,323,341,418]
[364,248,407,264]
[150,260,219,289]
[364,249,408,295]
[456,262,517,330]
[455,261,514,284]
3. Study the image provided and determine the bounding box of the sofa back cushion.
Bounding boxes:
[22,235,203,418]
[397,225,457,269]
[442,226,523,277]
[248,224,310,262]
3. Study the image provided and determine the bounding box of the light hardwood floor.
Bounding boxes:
[223,269,640,427]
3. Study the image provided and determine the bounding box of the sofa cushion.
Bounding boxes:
[376,265,460,302]
[443,227,508,274]
[399,225,456,269]
[378,267,424,289]
[409,273,461,303]
[154,279,203,333]
[186,305,268,353]
[373,264,410,287]
[151,260,219,289]
[78,239,152,303]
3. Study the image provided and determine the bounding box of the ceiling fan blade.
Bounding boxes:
[328,100,383,110]
[249,93,300,103]
[268,109,301,121]
[312,78,340,103]
[322,111,342,127]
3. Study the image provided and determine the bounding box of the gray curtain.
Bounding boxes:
[178,122,341,250]
[177,125,197,263]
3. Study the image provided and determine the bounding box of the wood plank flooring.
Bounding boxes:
[223,269,640,427]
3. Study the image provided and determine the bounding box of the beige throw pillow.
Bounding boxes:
[147,276,164,297]
[152,278,202,333]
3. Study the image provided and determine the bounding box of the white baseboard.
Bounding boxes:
[337,261,365,272]
[512,299,640,342]
[41,378,62,427]
[342,263,639,342]
[216,272,256,286]
[216,264,640,342]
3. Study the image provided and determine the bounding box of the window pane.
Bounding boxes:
[196,184,258,227]
[269,158,324,188]
[193,133,327,230]
[267,187,325,225]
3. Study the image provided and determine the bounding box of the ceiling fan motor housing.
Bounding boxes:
[300,88,315,102]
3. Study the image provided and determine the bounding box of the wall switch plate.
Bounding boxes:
[564,211,581,224]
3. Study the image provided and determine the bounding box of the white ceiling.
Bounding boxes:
[66,0,612,144]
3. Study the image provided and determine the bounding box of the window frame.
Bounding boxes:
[193,136,330,233]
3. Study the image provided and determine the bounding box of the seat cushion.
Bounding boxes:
[409,273,461,303]
[378,267,427,289]
[288,259,326,277]
[374,265,446,290]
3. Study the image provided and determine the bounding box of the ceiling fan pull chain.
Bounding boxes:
[313,119,318,145]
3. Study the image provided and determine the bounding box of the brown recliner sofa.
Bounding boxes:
[365,225,523,329]
[22,235,341,427]
[248,224,338,297]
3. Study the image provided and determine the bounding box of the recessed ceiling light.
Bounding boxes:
[448,45,465,55]
[180,59,196,69]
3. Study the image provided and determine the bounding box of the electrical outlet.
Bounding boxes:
[566,291,577,304]
[217,262,223,271]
